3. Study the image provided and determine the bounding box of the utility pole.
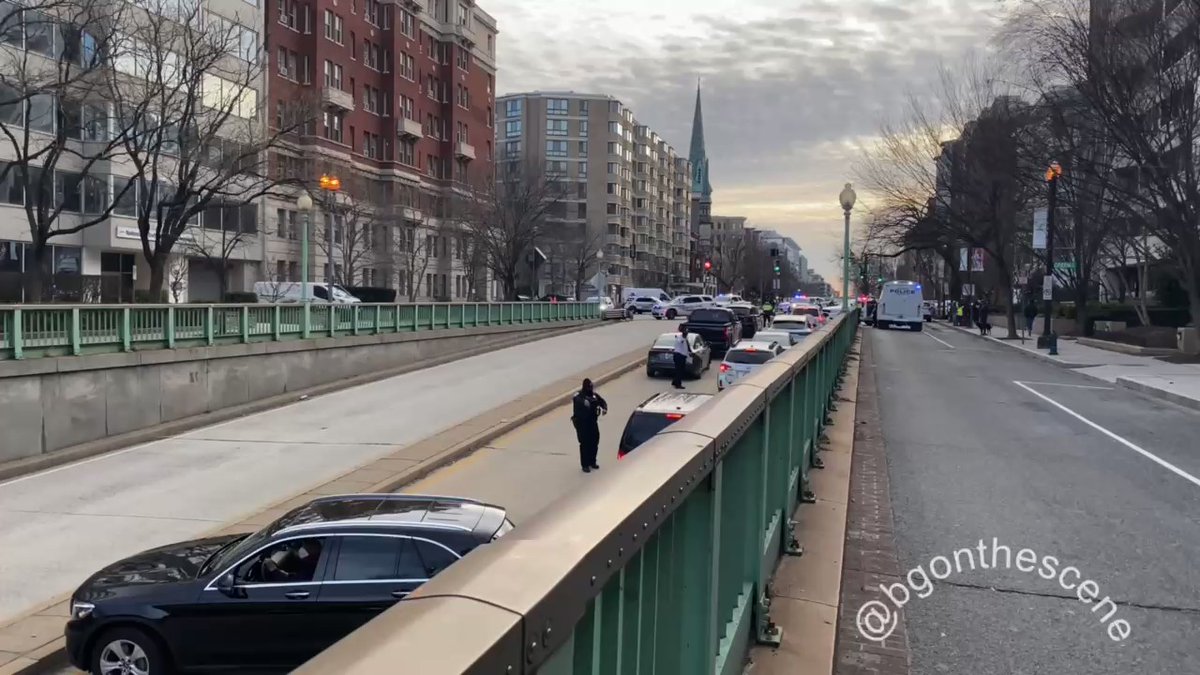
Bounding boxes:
[1038,161,1062,354]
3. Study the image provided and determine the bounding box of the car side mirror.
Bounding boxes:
[216,572,240,597]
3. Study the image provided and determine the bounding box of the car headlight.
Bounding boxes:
[71,600,95,620]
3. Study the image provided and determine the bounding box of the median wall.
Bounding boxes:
[0,318,595,464]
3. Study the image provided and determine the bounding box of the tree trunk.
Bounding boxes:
[1074,271,1090,336]
[25,242,51,303]
[218,264,230,301]
[1000,272,1018,339]
[147,253,167,302]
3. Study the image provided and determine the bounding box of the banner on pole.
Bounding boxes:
[1032,208,1048,250]
[971,248,985,272]
[1043,275,1054,300]
[959,248,968,271]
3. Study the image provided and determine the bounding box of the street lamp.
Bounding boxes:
[317,174,341,297]
[296,192,314,338]
[1038,161,1062,355]
[838,183,856,312]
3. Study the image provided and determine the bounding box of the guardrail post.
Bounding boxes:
[121,307,132,352]
[273,305,282,341]
[352,305,361,336]
[374,305,381,334]
[329,305,337,338]
[204,306,214,346]
[302,304,311,339]
[70,307,81,356]
[165,306,176,349]
[11,307,23,359]
[240,306,250,343]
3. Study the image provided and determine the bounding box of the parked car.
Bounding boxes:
[770,314,816,340]
[65,494,511,675]
[253,282,361,304]
[713,294,746,306]
[754,329,801,348]
[652,295,708,320]
[646,332,711,379]
[726,302,762,339]
[680,307,742,353]
[626,296,659,314]
[618,392,713,458]
[718,340,781,391]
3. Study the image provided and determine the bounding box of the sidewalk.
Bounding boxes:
[938,321,1200,410]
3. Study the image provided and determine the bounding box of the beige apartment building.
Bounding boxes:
[495,92,691,297]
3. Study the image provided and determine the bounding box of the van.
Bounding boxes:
[254,281,361,304]
[876,281,923,331]
[622,288,670,304]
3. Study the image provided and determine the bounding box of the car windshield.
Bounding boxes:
[622,411,683,451]
[726,349,774,365]
[729,305,751,316]
[689,309,729,323]
[757,332,792,344]
[199,528,267,577]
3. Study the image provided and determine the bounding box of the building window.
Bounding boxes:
[323,10,343,43]
[545,160,567,175]
[456,48,468,70]
[504,119,521,138]
[546,119,567,136]
[323,60,342,89]
[399,94,414,120]
[546,140,567,157]
[546,98,568,116]
[399,9,415,37]
[578,162,588,177]
[505,140,521,158]
[579,100,589,115]
[457,2,469,26]
[504,99,521,117]
[579,120,588,136]
[398,138,416,166]
[607,162,618,175]
[578,141,588,157]
[400,52,414,80]
[323,111,343,142]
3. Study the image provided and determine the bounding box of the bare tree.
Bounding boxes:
[710,230,749,293]
[312,193,378,289]
[167,254,187,302]
[545,225,603,299]
[178,216,248,299]
[453,161,567,300]
[383,209,437,302]
[1005,0,1200,322]
[106,0,311,299]
[0,0,139,300]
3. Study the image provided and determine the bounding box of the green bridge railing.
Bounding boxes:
[0,302,599,360]
[296,311,860,675]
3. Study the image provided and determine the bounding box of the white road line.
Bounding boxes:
[1017,381,1114,390]
[924,331,956,349]
[1014,381,1200,489]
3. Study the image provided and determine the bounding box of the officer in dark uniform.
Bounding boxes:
[571,378,608,473]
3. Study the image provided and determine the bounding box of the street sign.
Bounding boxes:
[1043,275,1054,300]
[962,283,975,298]
[1032,208,1048,249]
[1054,261,1076,272]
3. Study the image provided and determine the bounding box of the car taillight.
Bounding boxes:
[665,413,684,420]
[720,363,730,373]
[724,327,730,339]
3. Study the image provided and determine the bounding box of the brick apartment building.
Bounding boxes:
[266,0,498,300]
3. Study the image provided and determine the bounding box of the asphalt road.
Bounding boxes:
[870,322,1200,674]
[0,317,673,625]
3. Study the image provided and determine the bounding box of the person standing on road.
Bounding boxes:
[1023,295,1038,337]
[762,298,774,327]
[977,298,991,336]
[672,326,693,390]
[571,378,608,473]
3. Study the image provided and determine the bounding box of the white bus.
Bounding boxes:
[876,281,924,331]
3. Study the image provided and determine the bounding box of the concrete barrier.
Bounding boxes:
[0,320,594,466]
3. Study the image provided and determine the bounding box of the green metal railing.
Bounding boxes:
[0,302,599,360]
[296,311,859,675]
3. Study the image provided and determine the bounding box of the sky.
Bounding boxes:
[487,0,1003,286]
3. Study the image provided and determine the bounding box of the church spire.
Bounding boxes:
[689,80,712,199]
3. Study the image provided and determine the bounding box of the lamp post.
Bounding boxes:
[1038,161,1062,354]
[838,183,856,312]
[317,174,341,297]
[295,193,314,338]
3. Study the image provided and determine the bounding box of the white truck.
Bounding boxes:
[875,281,924,331]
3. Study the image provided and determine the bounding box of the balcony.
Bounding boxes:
[398,117,423,139]
[455,141,476,160]
[321,86,354,112]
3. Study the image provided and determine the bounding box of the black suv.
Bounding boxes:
[618,392,714,458]
[66,494,511,674]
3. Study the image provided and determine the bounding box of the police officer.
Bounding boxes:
[672,325,693,389]
[762,298,774,327]
[571,378,608,473]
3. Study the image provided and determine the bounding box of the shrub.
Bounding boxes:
[345,286,397,303]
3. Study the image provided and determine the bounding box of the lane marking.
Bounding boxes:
[1014,381,1200,489]
[924,331,956,349]
[1017,381,1113,390]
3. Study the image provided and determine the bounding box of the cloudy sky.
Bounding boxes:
[488,0,1003,285]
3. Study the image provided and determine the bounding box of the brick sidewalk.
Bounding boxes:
[834,334,911,675]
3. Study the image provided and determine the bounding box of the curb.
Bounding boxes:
[1077,336,1177,357]
[936,321,1090,367]
[0,320,599,483]
[1,345,649,675]
[1115,376,1200,412]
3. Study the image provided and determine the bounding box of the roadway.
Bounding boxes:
[870,322,1200,674]
[0,317,674,625]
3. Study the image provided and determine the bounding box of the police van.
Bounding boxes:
[876,281,924,331]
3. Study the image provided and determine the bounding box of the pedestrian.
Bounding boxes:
[1023,295,1038,337]
[762,298,774,327]
[977,298,991,336]
[672,325,693,389]
[571,378,608,473]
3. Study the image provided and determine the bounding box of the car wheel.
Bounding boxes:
[91,626,170,675]
[647,367,656,377]
[666,309,676,319]
[912,322,924,332]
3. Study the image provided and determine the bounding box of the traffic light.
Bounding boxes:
[877,276,884,283]
[703,260,712,271]
[773,261,781,274]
